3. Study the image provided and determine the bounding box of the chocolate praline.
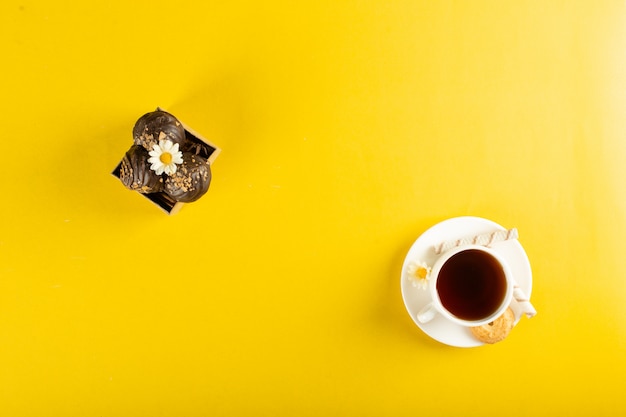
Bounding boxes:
[163,153,211,203]
[133,110,186,151]
[119,145,164,193]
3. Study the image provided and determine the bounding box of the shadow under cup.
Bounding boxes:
[434,247,510,323]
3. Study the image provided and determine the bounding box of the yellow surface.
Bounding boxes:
[1,1,625,415]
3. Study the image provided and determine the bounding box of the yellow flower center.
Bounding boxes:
[415,266,428,280]
[160,152,173,164]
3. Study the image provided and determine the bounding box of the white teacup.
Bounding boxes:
[417,245,514,327]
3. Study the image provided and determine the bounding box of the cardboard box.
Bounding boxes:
[112,109,220,215]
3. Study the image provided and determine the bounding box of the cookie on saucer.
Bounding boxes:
[470,307,515,344]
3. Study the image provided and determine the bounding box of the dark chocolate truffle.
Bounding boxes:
[133,110,186,151]
[119,145,164,193]
[163,153,211,203]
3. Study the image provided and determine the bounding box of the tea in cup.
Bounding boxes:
[417,245,514,327]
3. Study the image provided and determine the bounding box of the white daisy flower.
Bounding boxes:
[148,139,183,175]
[406,260,431,290]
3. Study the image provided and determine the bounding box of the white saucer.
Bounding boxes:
[400,216,533,347]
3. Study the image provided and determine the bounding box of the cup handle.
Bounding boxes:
[417,303,437,323]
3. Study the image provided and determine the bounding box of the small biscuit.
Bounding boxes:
[470,307,515,344]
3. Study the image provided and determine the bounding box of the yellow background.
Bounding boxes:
[1,1,625,415]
